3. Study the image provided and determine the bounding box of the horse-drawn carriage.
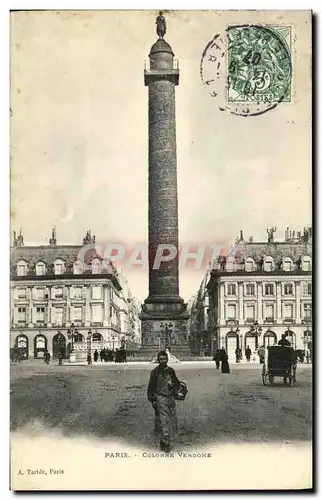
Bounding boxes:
[262,345,297,386]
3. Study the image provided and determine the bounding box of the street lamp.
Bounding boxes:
[87,329,92,365]
[160,322,173,351]
[67,322,78,353]
[111,334,117,350]
[250,320,262,349]
[238,331,243,360]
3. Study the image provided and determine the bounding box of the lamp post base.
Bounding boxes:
[69,352,77,363]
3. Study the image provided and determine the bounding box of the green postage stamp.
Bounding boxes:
[227,25,292,105]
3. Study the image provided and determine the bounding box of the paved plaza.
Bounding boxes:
[11,360,312,450]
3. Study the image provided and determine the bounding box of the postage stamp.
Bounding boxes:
[227,25,292,104]
[200,24,292,117]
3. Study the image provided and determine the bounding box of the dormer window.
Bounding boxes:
[245,257,256,272]
[73,260,83,275]
[264,256,274,272]
[283,257,293,272]
[302,256,312,272]
[54,259,65,275]
[17,260,28,276]
[36,262,46,276]
[91,258,102,275]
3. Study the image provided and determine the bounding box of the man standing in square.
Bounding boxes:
[147,351,181,452]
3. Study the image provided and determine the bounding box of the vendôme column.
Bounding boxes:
[140,13,190,360]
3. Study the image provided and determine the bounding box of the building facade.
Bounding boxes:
[10,229,141,359]
[199,227,312,359]
[187,270,211,356]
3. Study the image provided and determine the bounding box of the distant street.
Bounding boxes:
[11,360,312,450]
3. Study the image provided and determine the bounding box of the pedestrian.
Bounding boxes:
[100,349,104,362]
[278,334,291,347]
[213,348,221,369]
[220,348,230,373]
[93,350,99,362]
[245,345,252,362]
[258,345,265,364]
[147,350,181,452]
[44,350,50,364]
[235,347,241,363]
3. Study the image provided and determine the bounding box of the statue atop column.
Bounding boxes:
[156,11,166,39]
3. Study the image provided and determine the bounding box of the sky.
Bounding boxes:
[10,10,312,303]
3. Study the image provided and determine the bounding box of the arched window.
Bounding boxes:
[91,258,102,275]
[36,262,46,276]
[16,260,28,276]
[54,259,65,275]
[302,256,312,272]
[92,332,103,342]
[73,260,83,275]
[282,257,293,272]
[263,256,274,272]
[245,257,256,272]
[74,333,84,343]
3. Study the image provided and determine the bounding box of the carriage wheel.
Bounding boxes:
[288,366,296,387]
[262,364,269,385]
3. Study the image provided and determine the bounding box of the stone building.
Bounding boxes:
[10,229,141,359]
[187,270,211,356]
[193,227,312,360]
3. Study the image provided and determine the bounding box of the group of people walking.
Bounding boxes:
[212,348,230,373]
[93,348,127,363]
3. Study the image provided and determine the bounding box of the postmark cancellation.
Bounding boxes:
[201,24,292,117]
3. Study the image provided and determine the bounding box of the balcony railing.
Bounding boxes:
[283,318,294,324]
[264,318,276,324]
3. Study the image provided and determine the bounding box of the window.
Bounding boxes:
[265,304,274,320]
[54,259,65,275]
[264,257,274,272]
[91,304,103,323]
[303,304,311,320]
[35,307,45,323]
[54,307,63,326]
[283,258,293,272]
[245,258,255,272]
[17,307,26,323]
[227,284,236,296]
[227,304,236,319]
[73,287,82,299]
[73,307,82,323]
[91,258,102,275]
[302,256,312,272]
[55,288,63,299]
[35,336,46,349]
[302,282,312,296]
[17,261,27,276]
[34,288,45,300]
[92,286,102,300]
[73,261,83,275]
[17,288,26,299]
[245,284,255,296]
[264,284,274,296]
[246,304,255,320]
[36,262,46,276]
[284,284,294,296]
[284,304,293,319]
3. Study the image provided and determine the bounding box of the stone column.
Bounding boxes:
[220,283,225,325]
[238,282,244,323]
[257,282,263,322]
[276,281,282,322]
[295,281,301,322]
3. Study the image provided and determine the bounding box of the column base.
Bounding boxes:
[140,299,190,360]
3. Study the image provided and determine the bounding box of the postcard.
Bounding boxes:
[10,9,312,491]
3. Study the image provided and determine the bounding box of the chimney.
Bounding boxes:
[49,226,57,246]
